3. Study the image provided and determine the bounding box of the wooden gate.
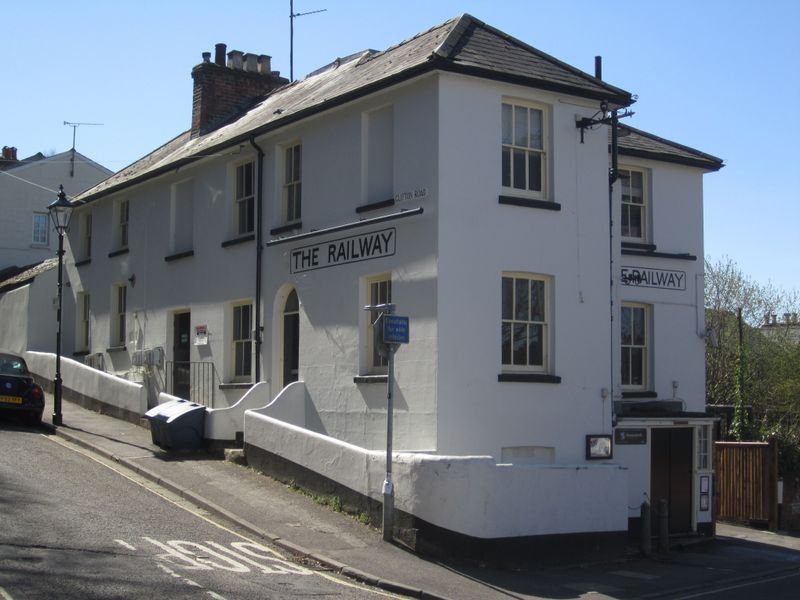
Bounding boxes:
[715,440,778,530]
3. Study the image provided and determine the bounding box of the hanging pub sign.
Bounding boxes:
[620,266,686,291]
[290,227,396,274]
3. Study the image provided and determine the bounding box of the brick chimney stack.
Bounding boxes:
[191,43,289,138]
[2,146,18,161]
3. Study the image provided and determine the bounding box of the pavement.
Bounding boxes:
[31,394,800,599]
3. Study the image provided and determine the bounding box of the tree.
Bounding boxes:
[705,256,800,470]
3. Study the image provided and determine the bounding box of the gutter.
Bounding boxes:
[249,136,265,383]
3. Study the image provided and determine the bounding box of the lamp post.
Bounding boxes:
[48,184,73,426]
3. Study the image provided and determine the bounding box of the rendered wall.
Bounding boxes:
[0,285,30,354]
[24,350,147,417]
[258,75,440,452]
[435,73,614,462]
[246,409,628,538]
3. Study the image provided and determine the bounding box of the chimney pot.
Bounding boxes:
[243,53,258,73]
[202,52,211,63]
[257,54,272,75]
[227,50,244,70]
[214,43,227,66]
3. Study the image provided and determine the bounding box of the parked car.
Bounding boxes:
[0,353,45,425]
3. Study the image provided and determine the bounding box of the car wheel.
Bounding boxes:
[24,412,42,427]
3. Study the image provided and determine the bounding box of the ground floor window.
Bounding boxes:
[232,302,253,380]
[366,274,392,372]
[501,273,550,371]
[78,292,90,351]
[113,285,126,346]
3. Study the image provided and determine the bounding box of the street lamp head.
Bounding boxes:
[48,184,74,233]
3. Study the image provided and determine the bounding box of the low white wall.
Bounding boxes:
[245,411,629,538]
[0,285,30,354]
[25,351,147,416]
[204,381,307,441]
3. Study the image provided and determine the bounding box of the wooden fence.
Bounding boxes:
[715,440,778,530]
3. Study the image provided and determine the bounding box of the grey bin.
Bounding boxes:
[144,399,206,450]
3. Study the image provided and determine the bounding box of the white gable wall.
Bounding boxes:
[0,152,111,270]
[436,73,614,462]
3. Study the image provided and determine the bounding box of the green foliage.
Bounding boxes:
[705,256,800,473]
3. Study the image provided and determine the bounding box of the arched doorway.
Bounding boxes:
[282,289,299,388]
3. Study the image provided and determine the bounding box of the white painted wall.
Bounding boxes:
[258,75,440,452]
[0,268,73,356]
[24,350,147,416]
[0,285,30,354]
[436,73,614,462]
[246,408,628,538]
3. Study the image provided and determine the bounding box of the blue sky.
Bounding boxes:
[2,1,797,292]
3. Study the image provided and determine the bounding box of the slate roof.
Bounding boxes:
[74,14,633,205]
[617,124,724,171]
[0,258,58,294]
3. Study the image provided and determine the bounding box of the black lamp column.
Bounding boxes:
[48,185,73,426]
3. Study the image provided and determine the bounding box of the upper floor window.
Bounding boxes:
[81,212,92,259]
[32,213,49,245]
[621,303,649,390]
[501,101,547,199]
[502,273,550,372]
[364,105,394,204]
[620,167,647,241]
[283,143,302,223]
[171,179,194,254]
[115,199,129,249]
[235,162,254,235]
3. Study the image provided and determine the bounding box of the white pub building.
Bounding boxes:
[67,14,722,559]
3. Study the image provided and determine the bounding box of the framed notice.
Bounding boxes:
[586,434,613,460]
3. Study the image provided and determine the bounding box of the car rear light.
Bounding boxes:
[29,385,44,400]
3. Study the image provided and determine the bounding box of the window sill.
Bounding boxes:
[498,195,561,211]
[621,390,658,399]
[356,198,395,214]
[164,250,195,262]
[106,345,127,353]
[108,248,129,258]
[270,221,302,236]
[354,375,388,384]
[219,382,254,390]
[72,350,90,358]
[622,241,656,252]
[621,248,697,261]
[221,234,255,248]
[498,373,561,383]
[74,258,92,267]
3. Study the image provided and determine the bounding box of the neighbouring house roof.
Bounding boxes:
[616,124,724,171]
[0,258,58,294]
[73,13,634,205]
[0,152,45,171]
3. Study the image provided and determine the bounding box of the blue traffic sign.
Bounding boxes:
[383,315,409,344]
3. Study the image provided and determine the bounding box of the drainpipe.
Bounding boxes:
[249,136,265,382]
[609,109,619,428]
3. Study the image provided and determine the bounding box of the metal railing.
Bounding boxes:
[165,361,221,407]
